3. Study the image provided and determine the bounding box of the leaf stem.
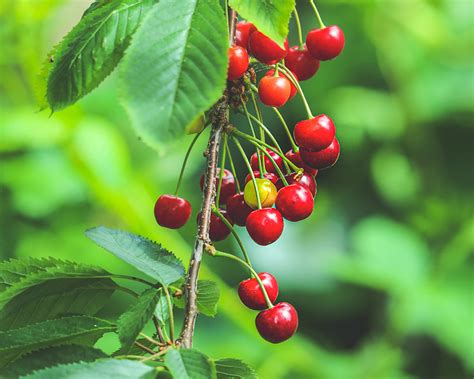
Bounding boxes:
[139,333,165,347]
[134,341,156,355]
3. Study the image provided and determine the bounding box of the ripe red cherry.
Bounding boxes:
[197,210,233,241]
[235,21,256,49]
[285,45,320,81]
[256,302,298,343]
[245,171,278,185]
[258,75,291,107]
[227,45,249,80]
[300,138,340,169]
[306,25,345,61]
[266,69,298,99]
[276,172,317,196]
[275,184,314,221]
[246,208,284,246]
[250,149,283,174]
[200,168,236,205]
[154,195,192,229]
[226,192,253,226]
[285,150,318,176]
[294,114,335,152]
[249,31,288,65]
[238,272,279,310]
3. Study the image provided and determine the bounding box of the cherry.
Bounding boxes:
[154,195,192,229]
[200,168,236,205]
[293,114,335,152]
[258,75,291,108]
[226,192,253,226]
[243,178,278,209]
[227,45,249,81]
[238,272,279,310]
[275,184,314,221]
[197,210,233,241]
[255,302,298,343]
[285,150,318,176]
[285,45,320,81]
[276,172,317,196]
[235,21,256,49]
[250,149,283,174]
[245,171,278,185]
[246,208,284,246]
[265,69,298,100]
[300,137,340,169]
[306,25,345,61]
[249,31,288,65]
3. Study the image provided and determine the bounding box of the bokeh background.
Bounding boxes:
[1,1,473,378]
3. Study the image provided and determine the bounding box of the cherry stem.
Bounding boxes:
[163,286,175,343]
[242,100,265,176]
[309,0,326,29]
[278,65,314,119]
[175,129,205,196]
[246,111,287,161]
[226,140,241,193]
[232,136,262,209]
[216,133,228,205]
[293,7,304,49]
[249,90,266,168]
[272,107,299,153]
[213,250,274,309]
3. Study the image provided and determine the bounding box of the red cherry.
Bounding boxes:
[285,45,320,81]
[300,138,340,169]
[275,184,314,221]
[256,302,298,343]
[306,25,345,61]
[258,75,291,107]
[276,172,317,196]
[250,149,283,174]
[154,195,192,229]
[235,21,256,49]
[227,45,249,81]
[285,150,318,176]
[294,114,335,152]
[246,208,284,246]
[226,192,253,226]
[197,210,233,241]
[200,168,236,205]
[249,31,288,65]
[238,272,279,310]
[245,171,279,185]
[266,69,298,99]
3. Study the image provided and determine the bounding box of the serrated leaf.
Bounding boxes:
[119,0,228,149]
[21,359,155,379]
[215,358,257,379]
[45,0,157,110]
[196,280,220,317]
[229,0,295,46]
[165,349,215,379]
[86,226,185,286]
[117,288,161,353]
[154,290,171,324]
[2,344,107,378]
[0,316,115,368]
[0,261,117,330]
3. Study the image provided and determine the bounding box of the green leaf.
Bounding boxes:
[86,226,185,286]
[164,349,215,379]
[2,345,107,378]
[119,0,228,149]
[196,280,220,317]
[154,291,171,324]
[0,260,117,330]
[117,288,161,353]
[0,316,115,368]
[229,0,295,46]
[45,0,157,110]
[214,359,257,379]
[21,359,156,379]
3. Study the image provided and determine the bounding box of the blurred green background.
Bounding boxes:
[1,0,473,378]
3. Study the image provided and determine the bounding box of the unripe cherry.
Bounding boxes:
[226,192,253,227]
[294,114,335,152]
[227,45,249,80]
[154,195,192,229]
[275,184,314,221]
[238,272,279,310]
[246,208,284,246]
[243,178,278,209]
[306,25,345,61]
[249,31,288,65]
[258,75,291,108]
[285,45,320,81]
[250,149,283,174]
[300,137,340,169]
[256,302,298,343]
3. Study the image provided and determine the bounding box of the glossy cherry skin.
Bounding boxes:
[258,75,291,107]
[197,210,233,241]
[306,25,345,61]
[200,168,236,205]
[238,272,279,310]
[250,149,283,174]
[285,150,318,176]
[275,184,314,222]
[245,171,278,185]
[235,21,256,49]
[300,137,340,169]
[285,45,320,81]
[246,208,284,246]
[243,178,278,209]
[226,192,253,226]
[294,114,336,152]
[228,45,249,80]
[266,69,298,99]
[249,31,288,65]
[276,172,317,196]
[154,195,192,229]
[256,302,299,343]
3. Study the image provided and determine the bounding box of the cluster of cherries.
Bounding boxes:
[154,9,344,344]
